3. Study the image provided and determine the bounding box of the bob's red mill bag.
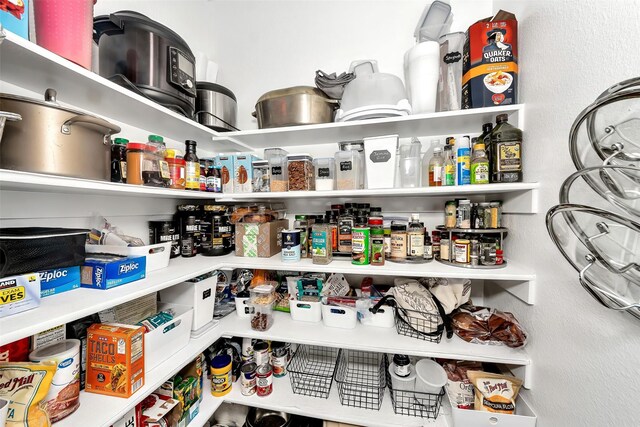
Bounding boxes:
[462,10,518,108]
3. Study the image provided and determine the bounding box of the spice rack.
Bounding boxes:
[436,226,508,269]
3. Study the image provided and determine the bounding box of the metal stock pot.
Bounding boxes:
[0,88,121,181]
[253,86,338,129]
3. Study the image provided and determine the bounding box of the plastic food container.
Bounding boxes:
[290,300,323,322]
[250,284,275,331]
[287,154,315,191]
[360,305,395,328]
[143,302,193,370]
[335,150,363,190]
[363,134,398,189]
[235,297,255,318]
[388,362,417,392]
[415,358,447,394]
[313,157,335,191]
[321,304,357,329]
[265,148,289,192]
[252,160,270,192]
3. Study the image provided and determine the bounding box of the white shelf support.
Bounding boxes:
[489,279,537,305]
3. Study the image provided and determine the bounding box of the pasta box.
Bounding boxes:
[233,153,260,193]
[39,266,81,297]
[85,323,145,398]
[215,154,235,193]
[462,10,518,108]
[0,272,40,318]
[80,255,146,290]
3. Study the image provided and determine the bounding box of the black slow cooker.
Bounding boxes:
[94,11,196,118]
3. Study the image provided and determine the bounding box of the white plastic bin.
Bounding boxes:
[321,305,357,329]
[159,275,217,335]
[360,305,395,328]
[290,300,322,322]
[448,388,537,427]
[235,297,254,318]
[363,135,398,189]
[85,242,171,272]
[144,302,193,370]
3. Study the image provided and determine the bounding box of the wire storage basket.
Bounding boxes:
[386,357,445,419]
[287,345,340,398]
[334,349,386,410]
[394,305,444,343]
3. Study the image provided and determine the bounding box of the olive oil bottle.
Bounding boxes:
[489,114,523,183]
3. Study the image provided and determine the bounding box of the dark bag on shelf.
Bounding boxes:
[0,228,89,278]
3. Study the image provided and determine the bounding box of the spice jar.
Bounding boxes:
[287,154,315,191]
[457,199,471,228]
[311,218,332,265]
[147,135,170,187]
[252,160,270,192]
[490,201,502,228]
[480,237,497,265]
[445,201,457,228]
[390,223,407,261]
[371,227,385,265]
[111,138,128,183]
[166,157,186,189]
[335,150,363,190]
[126,142,146,185]
[265,147,289,192]
[314,157,335,191]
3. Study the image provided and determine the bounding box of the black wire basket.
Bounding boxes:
[386,357,445,419]
[394,305,444,343]
[287,345,340,399]
[334,349,386,410]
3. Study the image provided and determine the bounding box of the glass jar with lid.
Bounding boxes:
[147,135,170,187]
[335,150,363,190]
[141,143,166,187]
[264,147,289,192]
[313,157,335,191]
[287,154,315,191]
[252,160,270,192]
[126,142,146,185]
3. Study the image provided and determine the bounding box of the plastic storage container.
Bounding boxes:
[360,305,395,328]
[84,242,171,272]
[252,160,270,192]
[250,284,275,331]
[322,304,357,329]
[313,157,335,191]
[335,150,363,190]
[363,135,398,189]
[287,154,315,191]
[235,297,255,318]
[265,147,289,192]
[290,300,323,323]
[143,302,193,370]
[158,275,217,336]
[415,358,447,394]
[448,391,537,427]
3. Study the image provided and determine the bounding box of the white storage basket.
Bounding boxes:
[290,300,322,322]
[321,305,357,329]
[85,242,171,272]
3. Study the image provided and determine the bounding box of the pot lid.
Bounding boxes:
[94,10,193,57]
[1,90,112,121]
[256,86,327,103]
[196,82,237,101]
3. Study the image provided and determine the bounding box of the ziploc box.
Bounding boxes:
[233,153,259,193]
[81,255,146,290]
[0,0,29,40]
[215,154,235,193]
[462,10,518,109]
[0,272,40,318]
[39,266,81,298]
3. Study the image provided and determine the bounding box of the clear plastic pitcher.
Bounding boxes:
[399,138,422,188]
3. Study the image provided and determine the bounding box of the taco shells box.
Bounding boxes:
[85,323,145,398]
[462,10,518,109]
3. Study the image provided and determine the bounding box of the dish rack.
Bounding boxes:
[546,77,640,320]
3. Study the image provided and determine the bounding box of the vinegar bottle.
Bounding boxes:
[428,147,444,186]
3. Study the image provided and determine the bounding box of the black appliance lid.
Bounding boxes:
[94,10,193,58]
[196,82,237,102]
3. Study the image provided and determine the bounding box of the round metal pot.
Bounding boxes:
[0,89,121,181]
[195,82,238,132]
[244,407,291,427]
[253,86,338,129]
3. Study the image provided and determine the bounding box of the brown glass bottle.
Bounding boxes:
[184,140,201,190]
[489,114,523,183]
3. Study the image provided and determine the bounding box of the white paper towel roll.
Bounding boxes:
[195,51,209,82]
[206,60,219,83]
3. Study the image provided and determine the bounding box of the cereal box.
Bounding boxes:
[215,154,235,193]
[86,323,145,398]
[462,10,518,109]
[233,153,259,193]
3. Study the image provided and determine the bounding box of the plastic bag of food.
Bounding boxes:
[0,361,57,427]
[467,371,523,414]
[451,304,528,348]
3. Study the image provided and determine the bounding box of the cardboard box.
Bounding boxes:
[86,323,145,398]
[157,354,203,424]
[233,153,260,193]
[215,154,235,193]
[110,403,142,427]
[234,219,288,258]
[0,272,40,318]
[462,10,518,109]
[39,266,81,297]
[81,255,146,290]
[98,293,158,324]
[31,324,66,350]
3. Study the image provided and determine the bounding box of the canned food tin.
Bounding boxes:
[241,337,254,361]
[281,229,301,262]
[256,364,273,397]
[271,342,288,377]
[253,341,270,366]
[454,239,471,263]
[240,362,257,396]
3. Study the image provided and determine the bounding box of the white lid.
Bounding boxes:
[434,147,443,153]
[388,363,417,382]
[29,339,80,360]
[415,358,447,388]
[414,0,452,42]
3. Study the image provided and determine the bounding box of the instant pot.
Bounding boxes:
[93,11,196,118]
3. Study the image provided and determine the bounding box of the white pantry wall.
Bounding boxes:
[485,1,640,427]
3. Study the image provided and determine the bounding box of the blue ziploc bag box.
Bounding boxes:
[81,255,146,290]
[39,266,81,297]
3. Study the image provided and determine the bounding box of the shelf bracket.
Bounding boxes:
[510,363,533,389]
[488,279,536,305]
[502,187,539,214]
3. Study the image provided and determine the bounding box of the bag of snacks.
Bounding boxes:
[467,371,523,414]
[451,304,528,348]
[0,361,57,427]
